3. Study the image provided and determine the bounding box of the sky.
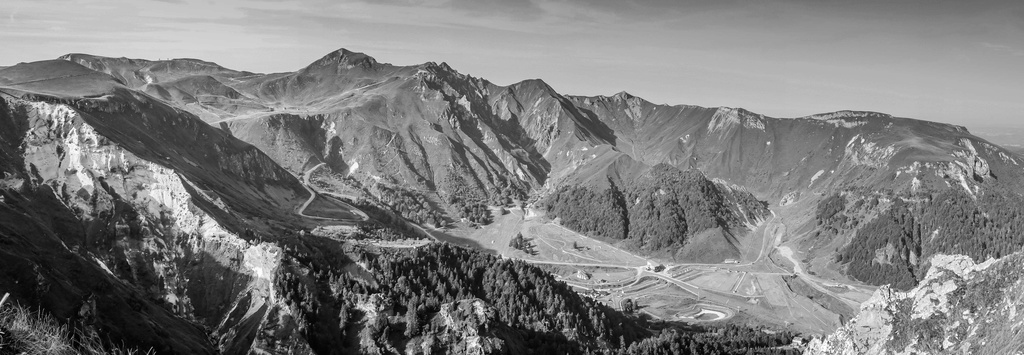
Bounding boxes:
[3,0,1024,129]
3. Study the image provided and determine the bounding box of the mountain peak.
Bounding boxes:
[308,48,378,70]
[418,61,458,74]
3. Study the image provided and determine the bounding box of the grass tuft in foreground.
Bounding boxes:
[0,293,151,355]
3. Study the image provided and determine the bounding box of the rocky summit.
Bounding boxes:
[1,48,1023,354]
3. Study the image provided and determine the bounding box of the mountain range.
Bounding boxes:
[1,48,1023,354]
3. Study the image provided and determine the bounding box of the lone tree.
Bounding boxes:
[572,241,579,250]
[509,232,527,250]
[622,298,635,313]
[404,300,420,337]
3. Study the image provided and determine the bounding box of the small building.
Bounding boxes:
[645,261,665,272]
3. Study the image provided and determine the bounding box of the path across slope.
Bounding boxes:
[296,162,367,222]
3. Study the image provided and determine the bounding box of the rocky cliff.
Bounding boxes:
[805,253,1024,354]
[0,60,340,353]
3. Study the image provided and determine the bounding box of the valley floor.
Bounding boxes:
[427,204,876,336]
[294,163,872,336]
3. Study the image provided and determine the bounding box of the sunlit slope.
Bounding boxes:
[0,59,310,233]
[567,93,1023,199]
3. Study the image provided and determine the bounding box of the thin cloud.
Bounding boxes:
[981,42,1024,56]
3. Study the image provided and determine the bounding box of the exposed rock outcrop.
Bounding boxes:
[805,253,1024,354]
[0,81,317,353]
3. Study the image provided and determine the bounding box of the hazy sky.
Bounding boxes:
[4,0,1023,128]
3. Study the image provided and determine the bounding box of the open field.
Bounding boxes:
[539,264,637,286]
[320,188,879,335]
[515,219,648,267]
[304,194,363,221]
[689,270,744,294]
[429,204,878,335]
[430,207,525,253]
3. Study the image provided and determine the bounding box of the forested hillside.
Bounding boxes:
[276,240,643,353]
[276,239,798,354]
[546,164,768,260]
[619,326,798,355]
[829,187,1024,290]
[546,182,629,241]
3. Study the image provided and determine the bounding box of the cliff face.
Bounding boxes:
[0,98,255,353]
[0,63,323,353]
[565,96,1022,200]
[805,253,1024,355]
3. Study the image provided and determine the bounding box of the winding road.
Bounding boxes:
[296,162,367,222]
[511,205,875,327]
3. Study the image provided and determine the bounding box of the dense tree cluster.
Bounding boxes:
[487,179,526,206]
[448,196,492,225]
[349,199,427,240]
[546,183,629,240]
[624,165,737,252]
[546,165,767,253]
[440,165,483,200]
[618,327,799,355]
[373,244,645,346]
[509,232,528,251]
[273,239,645,353]
[372,185,445,227]
[253,234,805,354]
[839,187,1024,290]
[921,187,1024,259]
[816,194,846,221]
[813,193,858,239]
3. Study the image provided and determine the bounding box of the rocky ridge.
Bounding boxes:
[805,253,1024,354]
